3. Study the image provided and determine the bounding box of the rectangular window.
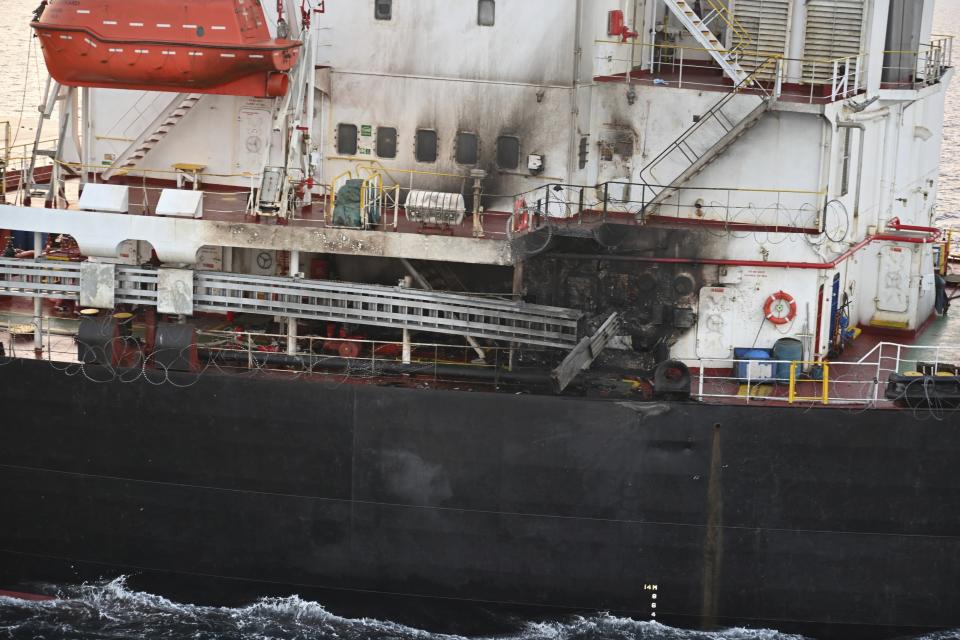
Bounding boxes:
[578,136,589,169]
[374,0,391,20]
[478,0,495,26]
[376,127,397,158]
[456,132,479,165]
[415,129,438,163]
[337,123,358,155]
[840,128,852,197]
[496,135,519,170]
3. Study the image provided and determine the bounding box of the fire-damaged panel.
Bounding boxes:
[521,226,706,369]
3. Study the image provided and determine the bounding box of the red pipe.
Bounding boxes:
[887,217,942,239]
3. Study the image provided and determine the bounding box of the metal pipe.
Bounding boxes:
[567,0,584,181]
[302,14,317,207]
[1,121,9,204]
[32,231,42,357]
[80,88,91,188]
[886,216,942,238]
[401,275,412,364]
[286,250,300,355]
[223,246,233,273]
[837,121,865,219]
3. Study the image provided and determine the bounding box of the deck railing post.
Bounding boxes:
[603,183,609,221]
[854,55,862,94]
[810,61,817,103]
[831,60,839,101]
[679,47,684,89]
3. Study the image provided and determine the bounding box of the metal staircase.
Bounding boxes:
[102,93,203,180]
[640,58,778,211]
[400,257,485,359]
[402,259,468,293]
[662,0,750,84]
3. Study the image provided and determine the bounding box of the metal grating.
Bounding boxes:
[193,273,581,347]
[733,0,791,78]
[0,259,582,348]
[802,0,865,82]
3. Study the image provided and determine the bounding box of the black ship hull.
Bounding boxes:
[1,357,958,639]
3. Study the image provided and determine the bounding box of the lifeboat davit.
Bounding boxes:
[31,0,302,98]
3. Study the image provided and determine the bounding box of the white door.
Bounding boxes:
[697,286,735,359]
[877,245,910,313]
[234,98,274,174]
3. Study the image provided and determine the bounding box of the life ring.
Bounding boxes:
[763,291,797,325]
[513,198,529,233]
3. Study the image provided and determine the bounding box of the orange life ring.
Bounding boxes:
[513,198,529,233]
[764,291,797,325]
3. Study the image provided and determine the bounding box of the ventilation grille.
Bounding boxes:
[733,0,791,78]
[802,0,865,82]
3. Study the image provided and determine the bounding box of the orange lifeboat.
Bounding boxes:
[31,0,302,98]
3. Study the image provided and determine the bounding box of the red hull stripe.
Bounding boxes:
[0,589,56,601]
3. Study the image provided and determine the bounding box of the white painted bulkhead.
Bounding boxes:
[40,0,953,367]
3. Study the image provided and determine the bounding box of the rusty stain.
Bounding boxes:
[701,423,723,629]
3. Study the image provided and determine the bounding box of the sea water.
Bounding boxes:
[0,577,808,640]
[0,0,959,637]
[0,577,958,640]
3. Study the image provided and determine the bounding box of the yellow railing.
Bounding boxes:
[787,361,830,405]
[327,169,353,223]
[359,171,383,228]
[939,228,953,276]
[881,37,953,87]
[327,169,401,230]
[702,0,752,54]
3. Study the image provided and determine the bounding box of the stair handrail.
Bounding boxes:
[702,0,752,55]
[639,55,780,186]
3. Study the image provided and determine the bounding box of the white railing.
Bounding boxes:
[4,310,958,405]
[690,341,960,407]
[857,341,960,379]
[882,37,954,89]
[512,181,823,229]
[594,41,868,104]
[828,55,863,102]
[692,358,879,406]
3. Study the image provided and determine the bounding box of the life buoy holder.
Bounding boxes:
[513,198,529,233]
[764,291,798,325]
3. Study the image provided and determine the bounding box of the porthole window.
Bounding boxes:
[455,132,479,165]
[337,123,358,155]
[415,129,438,163]
[478,0,495,26]
[375,0,392,20]
[377,127,397,158]
[496,135,519,170]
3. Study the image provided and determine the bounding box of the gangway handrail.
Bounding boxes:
[639,55,780,187]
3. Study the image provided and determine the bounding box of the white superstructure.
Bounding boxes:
[3,0,954,370]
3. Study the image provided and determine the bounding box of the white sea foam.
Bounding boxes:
[0,577,819,640]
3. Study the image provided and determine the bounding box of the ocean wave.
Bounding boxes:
[0,577,810,640]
